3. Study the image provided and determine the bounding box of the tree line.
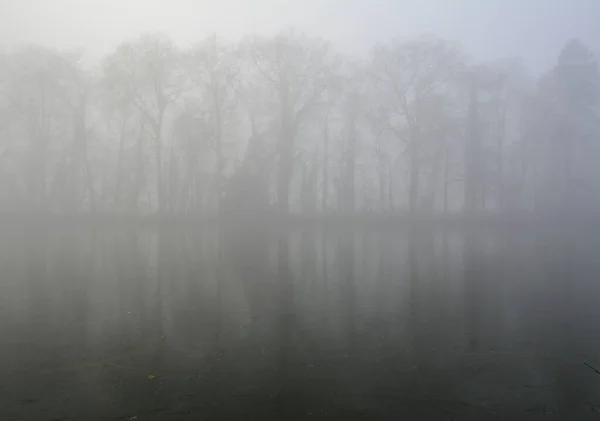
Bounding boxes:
[0,31,598,217]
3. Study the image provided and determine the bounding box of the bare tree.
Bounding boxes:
[0,29,598,219]
[102,33,189,213]
[2,46,84,211]
[337,61,369,213]
[243,29,339,214]
[186,35,240,215]
[529,39,600,214]
[371,35,465,214]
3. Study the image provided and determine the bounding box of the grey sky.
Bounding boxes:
[1,0,599,72]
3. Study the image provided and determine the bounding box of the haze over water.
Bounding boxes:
[2,226,600,420]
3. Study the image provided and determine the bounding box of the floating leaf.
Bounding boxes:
[147,374,156,380]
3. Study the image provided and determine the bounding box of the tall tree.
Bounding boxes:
[187,35,240,214]
[530,39,600,213]
[244,30,339,214]
[57,52,97,212]
[2,46,81,211]
[338,62,368,213]
[463,74,483,213]
[371,35,464,214]
[102,33,189,213]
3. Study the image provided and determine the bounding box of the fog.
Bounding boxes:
[1,1,600,420]
[3,0,600,69]
[1,0,600,217]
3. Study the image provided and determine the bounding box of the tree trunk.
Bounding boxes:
[132,123,145,213]
[114,117,127,209]
[464,80,481,214]
[428,140,445,213]
[74,101,95,213]
[213,79,223,216]
[322,124,329,214]
[167,146,178,213]
[154,108,166,214]
[377,153,385,213]
[277,122,295,215]
[408,132,421,214]
[155,135,163,214]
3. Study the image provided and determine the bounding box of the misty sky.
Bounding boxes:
[1,0,599,72]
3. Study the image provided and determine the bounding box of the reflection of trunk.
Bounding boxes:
[151,230,167,380]
[277,127,295,215]
[114,117,127,209]
[277,233,292,322]
[341,232,356,352]
[275,233,294,414]
[214,225,223,360]
[549,231,577,414]
[464,232,480,352]
[116,232,136,341]
[376,236,386,316]
[25,234,48,337]
[408,228,421,364]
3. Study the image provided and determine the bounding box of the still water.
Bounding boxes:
[1,226,600,420]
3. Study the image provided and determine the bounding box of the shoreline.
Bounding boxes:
[0,211,597,232]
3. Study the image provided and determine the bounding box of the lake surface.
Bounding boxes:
[1,225,600,420]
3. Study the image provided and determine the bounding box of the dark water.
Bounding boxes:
[1,226,600,420]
